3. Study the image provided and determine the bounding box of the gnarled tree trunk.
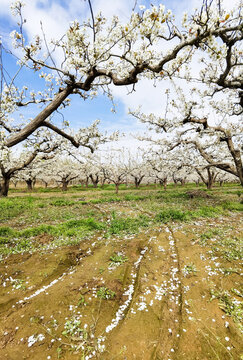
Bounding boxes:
[89,174,99,188]
[0,175,11,197]
[62,179,69,191]
[26,179,33,191]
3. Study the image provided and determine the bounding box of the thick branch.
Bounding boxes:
[5,87,73,147]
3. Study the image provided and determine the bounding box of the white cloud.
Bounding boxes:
[112,79,169,116]
[93,0,133,20]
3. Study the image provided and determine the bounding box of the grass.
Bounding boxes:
[212,237,243,261]
[199,228,223,245]
[182,263,198,276]
[50,198,76,206]
[222,201,243,211]
[97,287,116,300]
[0,218,105,256]
[154,206,223,224]
[0,183,242,258]
[210,289,243,332]
[109,253,128,266]
[108,212,150,235]
[155,209,189,222]
[0,218,104,239]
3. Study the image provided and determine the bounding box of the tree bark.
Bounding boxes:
[0,175,11,197]
[42,180,48,188]
[180,178,186,186]
[89,174,99,188]
[62,180,69,191]
[26,179,33,191]
[159,177,167,191]
[134,175,144,189]
[6,87,73,148]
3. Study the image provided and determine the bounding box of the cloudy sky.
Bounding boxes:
[0,0,236,149]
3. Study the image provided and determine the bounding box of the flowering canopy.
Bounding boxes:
[1,0,242,149]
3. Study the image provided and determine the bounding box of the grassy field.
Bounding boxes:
[0,183,242,359]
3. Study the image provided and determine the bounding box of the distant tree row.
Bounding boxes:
[0,0,242,196]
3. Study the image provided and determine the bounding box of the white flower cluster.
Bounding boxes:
[10,0,25,16]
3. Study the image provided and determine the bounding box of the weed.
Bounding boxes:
[210,289,243,331]
[193,206,222,218]
[212,237,242,261]
[201,229,221,240]
[77,295,87,307]
[108,212,149,235]
[199,228,222,245]
[124,194,147,201]
[11,278,26,290]
[51,198,76,206]
[109,253,128,266]
[97,287,116,300]
[231,288,243,298]
[222,201,243,211]
[222,267,241,276]
[155,209,189,223]
[57,346,63,359]
[182,263,198,276]
[62,318,88,339]
[0,226,15,237]
[0,217,105,257]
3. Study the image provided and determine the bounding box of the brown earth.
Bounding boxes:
[0,214,242,360]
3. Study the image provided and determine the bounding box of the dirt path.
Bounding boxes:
[0,215,242,359]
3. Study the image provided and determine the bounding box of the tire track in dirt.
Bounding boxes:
[149,226,184,360]
[98,226,184,359]
[0,238,103,317]
[101,240,151,334]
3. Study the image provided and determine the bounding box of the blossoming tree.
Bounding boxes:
[1,0,242,150]
[0,129,60,196]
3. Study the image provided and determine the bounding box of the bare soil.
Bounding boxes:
[0,213,242,360]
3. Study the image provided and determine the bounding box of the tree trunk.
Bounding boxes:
[0,176,11,197]
[172,175,177,187]
[226,141,243,186]
[101,178,106,187]
[26,179,33,191]
[115,183,119,194]
[42,181,48,188]
[196,168,215,189]
[90,175,99,188]
[180,178,186,186]
[134,175,144,189]
[62,180,69,191]
[135,178,139,189]
[161,178,167,191]
[206,169,214,189]
[206,181,213,189]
